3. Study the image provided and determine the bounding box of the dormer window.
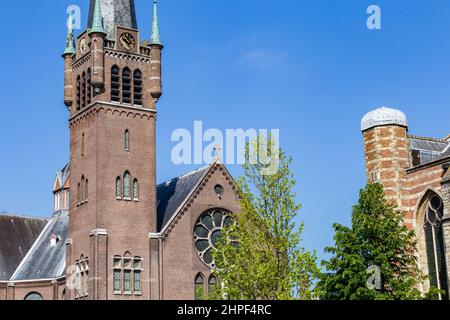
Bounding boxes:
[50,234,61,246]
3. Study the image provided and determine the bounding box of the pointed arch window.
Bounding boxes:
[424,194,448,299]
[123,171,131,199]
[76,75,81,111]
[85,179,89,202]
[125,130,130,151]
[133,69,143,106]
[122,68,132,104]
[81,176,85,202]
[195,274,205,300]
[81,72,86,109]
[77,183,81,204]
[208,275,217,295]
[133,179,139,201]
[111,65,121,102]
[113,255,142,295]
[87,68,92,105]
[82,133,85,156]
[116,177,122,199]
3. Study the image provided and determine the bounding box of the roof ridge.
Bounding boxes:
[408,134,448,143]
[157,164,212,188]
[0,213,49,221]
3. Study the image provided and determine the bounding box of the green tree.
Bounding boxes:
[209,136,319,300]
[317,183,427,300]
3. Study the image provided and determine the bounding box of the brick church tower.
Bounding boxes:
[62,0,163,300]
[361,107,411,213]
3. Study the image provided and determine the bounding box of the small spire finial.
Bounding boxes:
[63,12,76,55]
[150,0,163,46]
[213,144,223,162]
[89,0,106,35]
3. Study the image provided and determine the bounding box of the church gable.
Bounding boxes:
[159,162,240,237]
[159,162,240,299]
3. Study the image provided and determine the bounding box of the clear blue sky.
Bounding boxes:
[1,0,450,259]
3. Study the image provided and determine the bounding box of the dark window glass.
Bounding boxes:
[111,66,121,102]
[25,292,43,300]
[87,68,92,105]
[133,69,143,106]
[122,68,132,104]
[76,76,81,110]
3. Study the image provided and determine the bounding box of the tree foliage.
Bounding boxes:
[317,183,427,300]
[209,136,319,300]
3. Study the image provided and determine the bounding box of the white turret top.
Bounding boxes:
[361,106,408,131]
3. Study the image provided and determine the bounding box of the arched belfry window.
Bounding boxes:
[133,69,143,106]
[81,72,86,109]
[87,68,92,105]
[122,68,132,104]
[111,65,121,102]
[424,194,448,299]
[116,177,122,199]
[76,75,81,111]
[123,171,131,199]
[195,274,204,300]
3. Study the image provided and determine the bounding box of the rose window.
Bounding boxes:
[194,209,232,268]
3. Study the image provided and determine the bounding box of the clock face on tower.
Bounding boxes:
[119,32,136,51]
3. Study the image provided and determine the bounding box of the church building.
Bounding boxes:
[361,107,450,299]
[0,0,240,300]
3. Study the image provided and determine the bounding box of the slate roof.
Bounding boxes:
[10,211,69,281]
[0,215,48,280]
[157,165,211,232]
[409,136,449,153]
[409,135,450,166]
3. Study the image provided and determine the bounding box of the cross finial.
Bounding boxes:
[213,144,222,161]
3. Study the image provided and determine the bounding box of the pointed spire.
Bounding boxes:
[63,13,76,55]
[150,0,162,46]
[89,0,106,35]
